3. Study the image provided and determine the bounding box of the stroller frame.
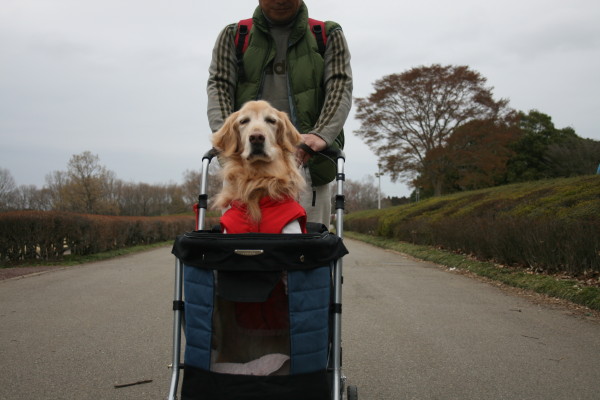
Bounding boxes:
[167,148,354,400]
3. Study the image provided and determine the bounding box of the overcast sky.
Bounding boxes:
[1,0,599,198]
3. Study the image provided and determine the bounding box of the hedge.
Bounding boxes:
[0,211,196,263]
[345,176,600,276]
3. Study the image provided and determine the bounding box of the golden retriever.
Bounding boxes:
[210,101,306,373]
[211,100,306,223]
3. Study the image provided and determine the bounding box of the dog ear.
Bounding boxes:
[212,111,241,157]
[276,110,303,153]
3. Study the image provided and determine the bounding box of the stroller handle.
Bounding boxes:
[197,146,346,234]
[202,148,219,162]
[297,143,346,161]
[202,146,345,162]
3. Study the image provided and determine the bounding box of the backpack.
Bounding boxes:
[234,18,328,80]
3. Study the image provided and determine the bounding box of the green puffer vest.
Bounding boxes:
[234,4,344,186]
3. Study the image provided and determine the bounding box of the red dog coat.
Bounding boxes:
[220,197,307,234]
[220,197,307,330]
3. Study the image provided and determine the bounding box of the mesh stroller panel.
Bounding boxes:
[182,265,331,375]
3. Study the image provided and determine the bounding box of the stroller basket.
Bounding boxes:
[171,231,348,400]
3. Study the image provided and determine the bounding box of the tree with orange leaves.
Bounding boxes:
[414,115,521,193]
[354,64,510,196]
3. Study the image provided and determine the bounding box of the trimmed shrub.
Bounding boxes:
[0,211,195,263]
[345,176,600,276]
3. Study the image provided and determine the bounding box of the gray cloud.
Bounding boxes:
[1,0,599,198]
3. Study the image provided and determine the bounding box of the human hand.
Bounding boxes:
[296,134,327,165]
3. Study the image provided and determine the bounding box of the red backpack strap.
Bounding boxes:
[235,18,326,53]
[308,18,327,56]
[234,18,253,53]
[234,18,253,80]
[234,17,326,79]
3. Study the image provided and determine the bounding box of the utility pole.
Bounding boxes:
[375,164,381,209]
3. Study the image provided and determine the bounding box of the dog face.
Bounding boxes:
[212,100,302,163]
[210,101,306,222]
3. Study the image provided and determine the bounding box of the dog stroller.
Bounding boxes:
[167,148,357,400]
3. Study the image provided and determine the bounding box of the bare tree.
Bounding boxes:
[0,168,17,211]
[63,151,118,214]
[12,185,39,210]
[28,187,53,211]
[416,114,521,193]
[182,162,223,209]
[332,175,385,213]
[45,170,68,211]
[4,152,226,216]
[355,64,509,196]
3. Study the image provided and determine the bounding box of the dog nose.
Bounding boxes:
[249,133,265,144]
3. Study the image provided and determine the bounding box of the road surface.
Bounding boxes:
[1,239,599,399]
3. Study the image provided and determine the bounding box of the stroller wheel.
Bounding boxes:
[347,385,358,400]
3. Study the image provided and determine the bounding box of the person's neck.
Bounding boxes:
[262,10,300,27]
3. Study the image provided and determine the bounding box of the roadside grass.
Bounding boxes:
[0,241,172,269]
[345,231,600,312]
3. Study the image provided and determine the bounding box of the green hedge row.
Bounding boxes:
[0,211,195,262]
[345,176,600,276]
[347,215,599,275]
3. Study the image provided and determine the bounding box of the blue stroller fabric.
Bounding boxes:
[183,265,331,375]
[287,266,330,374]
[172,230,348,399]
[183,266,214,371]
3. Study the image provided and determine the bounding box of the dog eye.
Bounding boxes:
[239,117,250,125]
[265,117,277,124]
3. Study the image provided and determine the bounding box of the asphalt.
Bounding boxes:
[1,239,599,399]
[342,239,600,400]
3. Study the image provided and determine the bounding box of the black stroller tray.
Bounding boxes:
[172,230,348,271]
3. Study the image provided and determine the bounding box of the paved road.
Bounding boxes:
[0,247,175,400]
[1,239,599,399]
[343,240,600,400]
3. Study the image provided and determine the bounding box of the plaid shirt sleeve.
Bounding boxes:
[311,28,353,145]
[207,24,237,133]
